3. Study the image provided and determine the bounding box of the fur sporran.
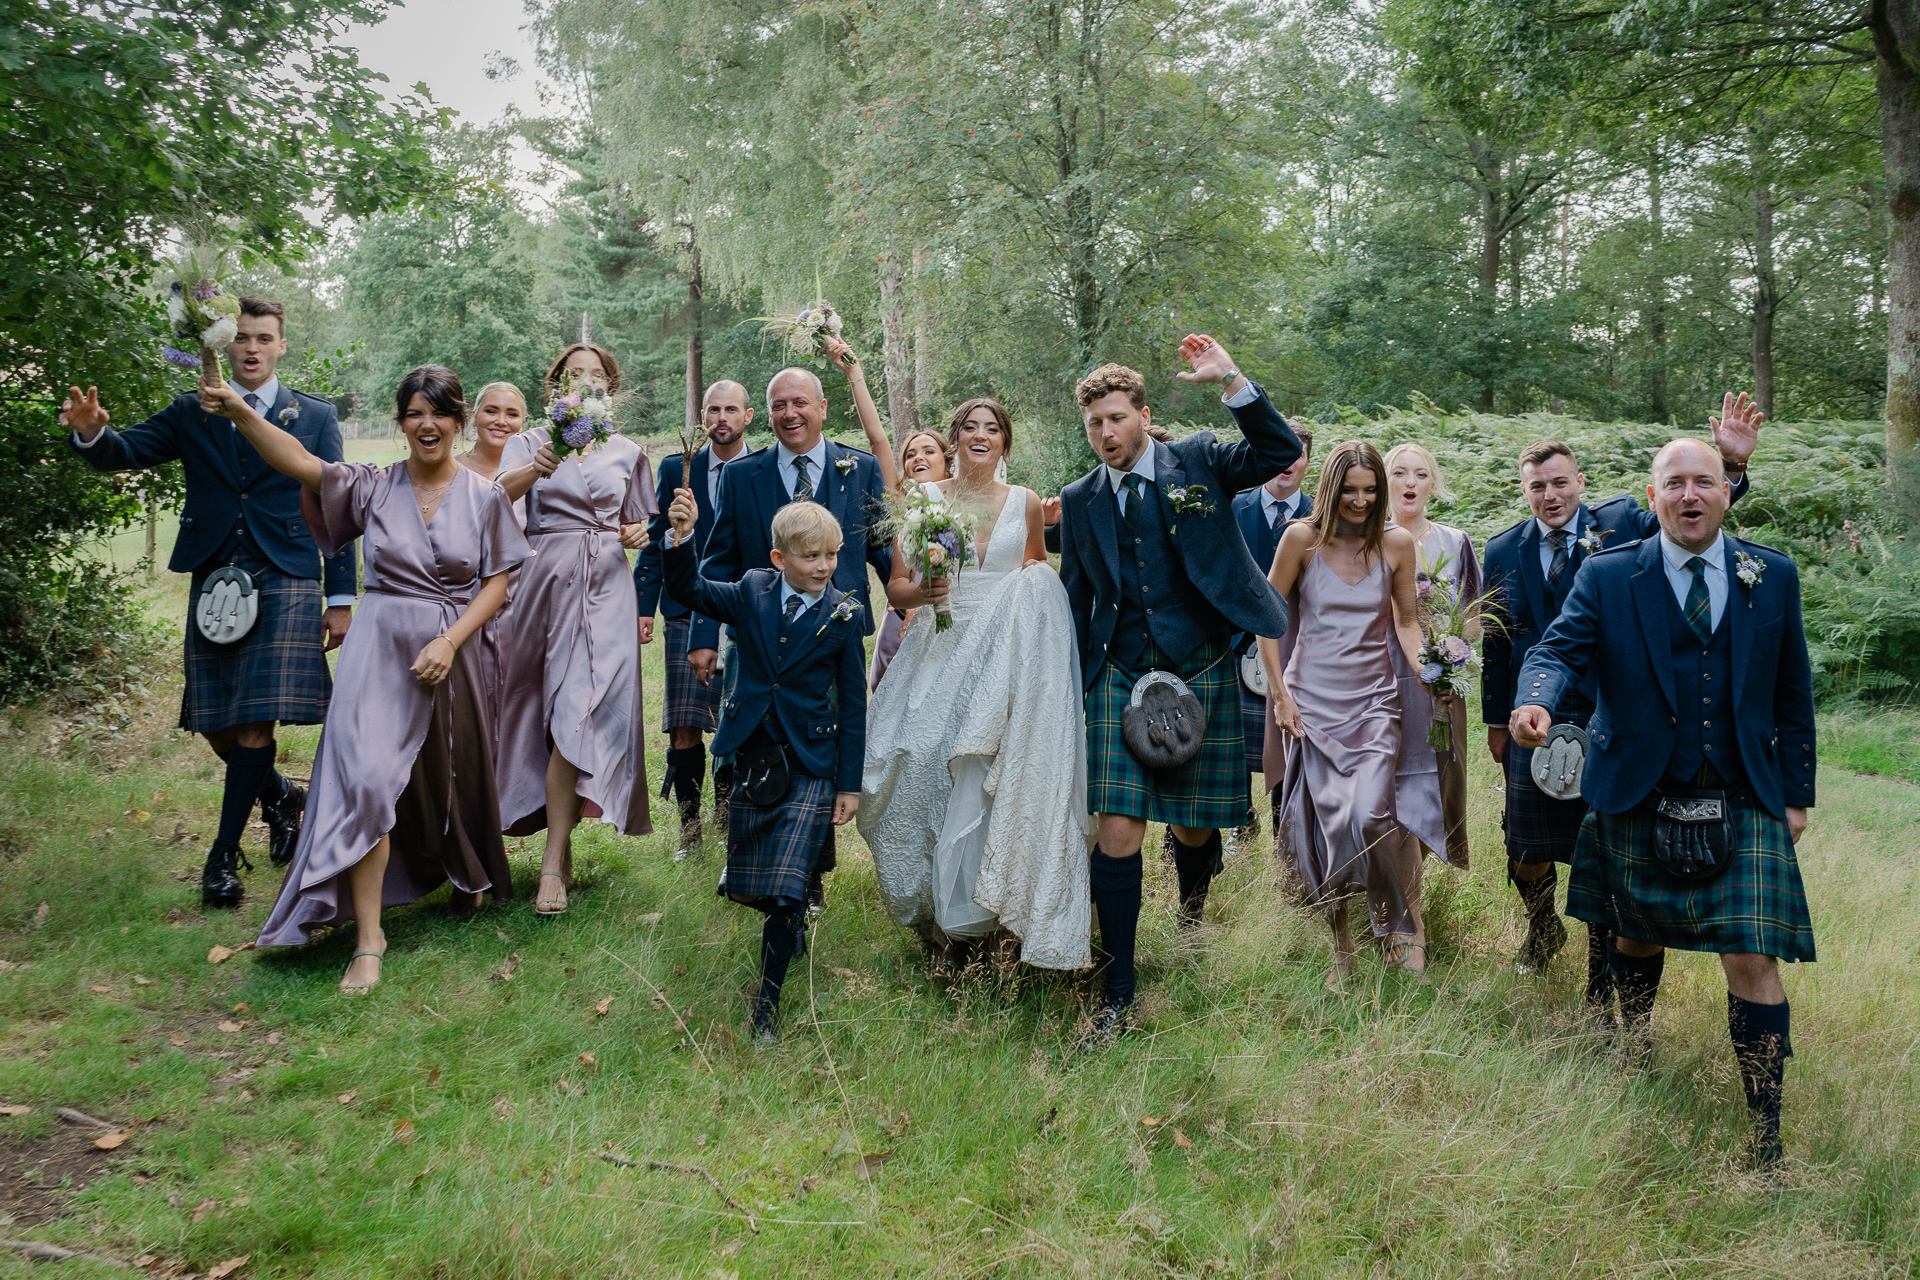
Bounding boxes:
[1122,672,1206,770]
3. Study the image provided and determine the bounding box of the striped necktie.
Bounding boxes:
[1545,528,1570,586]
[1683,557,1713,644]
[1121,473,1143,525]
[791,455,813,504]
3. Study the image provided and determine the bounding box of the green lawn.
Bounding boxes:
[4,556,1917,1275]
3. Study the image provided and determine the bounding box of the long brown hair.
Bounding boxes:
[894,429,953,485]
[545,342,622,395]
[946,397,1014,461]
[1306,440,1390,560]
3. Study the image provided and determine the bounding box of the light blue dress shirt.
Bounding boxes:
[775,438,829,500]
[1659,531,1728,632]
[1535,508,1582,580]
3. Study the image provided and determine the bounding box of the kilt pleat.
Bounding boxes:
[1087,636,1250,829]
[180,559,331,733]
[660,614,721,733]
[720,772,835,905]
[1566,793,1816,961]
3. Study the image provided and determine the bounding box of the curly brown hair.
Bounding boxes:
[545,342,622,395]
[1075,363,1147,410]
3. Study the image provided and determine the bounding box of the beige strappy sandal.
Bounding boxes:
[534,871,568,916]
[340,950,384,994]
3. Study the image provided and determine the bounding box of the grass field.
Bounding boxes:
[9,456,1919,1276]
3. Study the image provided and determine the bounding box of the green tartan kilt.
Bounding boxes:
[1565,792,1816,962]
[1086,636,1250,830]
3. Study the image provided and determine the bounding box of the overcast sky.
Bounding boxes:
[343,0,552,136]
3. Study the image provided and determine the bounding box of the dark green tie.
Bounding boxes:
[792,454,813,504]
[1683,556,1713,644]
[1545,528,1570,586]
[1120,473,1143,526]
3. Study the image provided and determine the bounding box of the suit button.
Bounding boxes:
[1146,608,1154,615]
[240,493,248,501]
[1703,697,1710,705]
[1138,561,1147,569]
[1703,721,1711,729]
[773,683,780,690]
[1668,717,1676,726]
[1703,673,1711,681]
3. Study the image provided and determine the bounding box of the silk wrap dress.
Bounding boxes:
[258,462,530,946]
[496,428,657,836]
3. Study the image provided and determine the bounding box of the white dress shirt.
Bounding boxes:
[1261,486,1306,527]
[1535,508,1583,580]
[776,438,829,500]
[778,579,824,619]
[1659,531,1729,633]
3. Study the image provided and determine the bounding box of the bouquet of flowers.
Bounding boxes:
[546,369,622,459]
[876,484,977,632]
[160,242,243,378]
[1413,554,1480,751]
[754,298,845,363]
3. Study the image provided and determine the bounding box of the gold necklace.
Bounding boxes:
[415,477,455,518]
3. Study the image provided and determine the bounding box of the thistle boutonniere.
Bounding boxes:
[1165,484,1212,535]
[277,401,299,426]
[1577,527,1608,556]
[1734,550,1765,588]
[827,596,862,627]
[835,455,856,476]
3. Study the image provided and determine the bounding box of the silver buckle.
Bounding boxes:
[1655,796,1724,822]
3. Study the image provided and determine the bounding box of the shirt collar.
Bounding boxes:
[1659,530,1726,575]
[1262,486,1300,519]
[1535,508,1580,542]
[779,579,824,613]
[233,377,281,412]
[1105,441,1157,492]
[777,437,828,472]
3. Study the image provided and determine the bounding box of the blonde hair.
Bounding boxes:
[1383,441,1452,502]
[469,381,527,417]
[771,501,843,554]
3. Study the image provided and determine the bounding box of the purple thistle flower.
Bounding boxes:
[560,417,597,450]
[162,344,202,369]
[549,401,568,423]
[191,281,220,302]
[1419,662,1444,685]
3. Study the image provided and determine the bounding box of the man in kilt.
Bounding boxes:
[1056,336,1301,1041]
[1482,395,1762,1001]
[1512,436,1814,1167]
[662,496,866,1043]
[60,298,353,906]
[634,379,758,856]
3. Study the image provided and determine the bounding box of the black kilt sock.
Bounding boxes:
[1610,945,1665,1035]
[755,904,808,1026]
[256,746,289,806]
[1170,829,1223,927]
[1511,864,1557,920]
[1585,924,1615,1009]
[1089,847,1144,1006]
[664,745,706,808]
[1728,993,1792,1165]
[217,744,277,850]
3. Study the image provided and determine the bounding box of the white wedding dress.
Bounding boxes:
[860,484,1092,970]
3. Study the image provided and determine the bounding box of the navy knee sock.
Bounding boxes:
[664,745,706,808]
[217,744,277,849]
[256,746,288,807]
[1728,993,1792,1164]
[755,905,807,1025]
[1511,865,1557,921]
[1089,847,1144,1006]
[1585,924,1615,1009]
[1170,829,1222,925]
[1610,945,1665,1034]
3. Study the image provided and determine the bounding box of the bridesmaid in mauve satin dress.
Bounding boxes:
[199,365,527,993]
[495,344,655,917]
[1259,441,1443,988]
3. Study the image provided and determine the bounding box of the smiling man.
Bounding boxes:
[1481,394,1762,1001]
[59,298,354,907]
[1509,436,1815,1168]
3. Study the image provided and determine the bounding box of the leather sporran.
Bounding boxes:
[1650,786,1734,883]
[734,739,792,807]
[195,565,259,645]
[1122,671,1205,770]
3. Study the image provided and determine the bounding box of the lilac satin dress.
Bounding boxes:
[1407,521,1482,867]
[1268,553,1442,938]
[258,463,530,946]
[496,428,657,837]
[456,451,527,733]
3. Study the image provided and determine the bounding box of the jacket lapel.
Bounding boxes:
[821,444,851,528]
[781,585,847,670]
[750,573,782,674]
[1729,540,1754,707]
[1085,469,1123,592]
[1517,521,1550,635]
[1629,538,1678,713]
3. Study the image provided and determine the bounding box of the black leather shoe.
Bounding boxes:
[262,782,307,867]
[1081,998,1133,1049]
[1515,910,1568,974]
[805,870,826,917]
[750,1001,780,1046]
[201,841,252,908]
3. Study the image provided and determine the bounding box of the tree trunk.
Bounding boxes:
[879,247,920,441]
[1648,148,1669,422]
[1875,0,1920,478]
[912,246,937,416]
[684,236,703,431]
[1472,138,1503,412]
[1749,126,1778,419]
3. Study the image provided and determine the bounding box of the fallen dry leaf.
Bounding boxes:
[393,1119,414,1146]
[232,1002,248,1012]
[90,984,112,993]
[578,1052,597,1069]
[1172,1128,1194,1149]
[216,1020,246,1033]
[1140,1116,1161,1127]
[169,1034,188,1047]
[495,930,509,942]
[131,1255,157,1268]
[637,912,663,926]
[854,1150,894,1181]
[132,975,153,986]
[649,991,668,1011]
[207,946,234,964]
[190,1198,219,1222]
[0,1105,30,1116]
[94,1131,130,1150]
[265,1031,282,1046]
[491,953,523,982]
[32,902,47,926]
[426,1067,441,1086]
[593,996,615,1016]
[207,1254,250,1279]
[336,1090,358,1105]
[830,967,857,979]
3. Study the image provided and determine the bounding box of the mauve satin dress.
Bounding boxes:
[457,451,527,732]
[1404,521,1482,867]
[258,462,530,946]
[495,428,656,837]
[1267,553,1444,938]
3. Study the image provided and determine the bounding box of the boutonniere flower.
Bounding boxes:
[1577,527,1608,556]
[835,456,856,476]
[830,596,861,624]
[1734,551,1765,587]
[1164,484,1212,534]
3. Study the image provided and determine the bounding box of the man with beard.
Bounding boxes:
[635,380,759,856]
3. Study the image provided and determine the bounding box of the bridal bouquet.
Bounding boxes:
[754,298,845,363]
[546,369,622,459]
[159,242,243,378]
[1413,554,1480,751]
[878,484,976,632]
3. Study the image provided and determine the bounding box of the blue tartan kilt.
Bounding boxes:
[659,614,721,734]
[1566,791,1816,962]
[1087,636,1250,830]
[179,555,331,733]
[1503,741,1588,865]
[1241,681,1267,774]
[719,771,835,906]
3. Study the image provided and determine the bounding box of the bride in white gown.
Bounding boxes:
[860,398,1093,970]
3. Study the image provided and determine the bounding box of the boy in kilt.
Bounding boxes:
[662,493,866,1044]
[60,298,353,907]
[1056,336,1301,1041]
[1511,436,1814,1167]
[634,379,759,855]
[1482,396,1762,1000]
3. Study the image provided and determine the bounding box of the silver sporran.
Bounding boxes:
[1530,722,1589,801]
[195,565,259,645]
[1239,648,1267,697]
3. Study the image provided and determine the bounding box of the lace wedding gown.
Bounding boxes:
[860,484,1092,969]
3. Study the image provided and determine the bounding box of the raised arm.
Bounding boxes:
[198,378,323,491]
[665,487,747,628]
[497,431,557,501]
[826,338,898,492]
[60,386,185,473]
